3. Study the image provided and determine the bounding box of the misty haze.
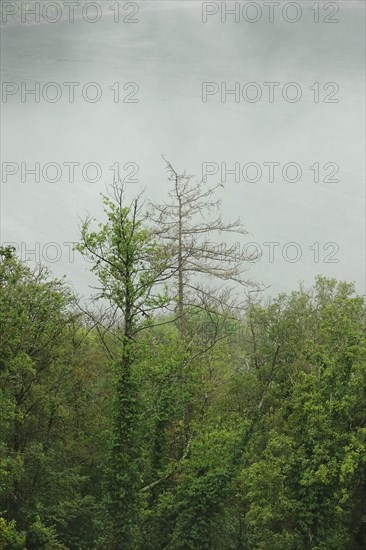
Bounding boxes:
[1,2,365,549]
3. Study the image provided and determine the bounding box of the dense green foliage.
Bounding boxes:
[0,247,110,549]
[1,232,365,548]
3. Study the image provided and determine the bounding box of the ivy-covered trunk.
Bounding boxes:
[106,338,141,549]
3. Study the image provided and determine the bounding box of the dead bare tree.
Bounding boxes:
[148,158,260,337]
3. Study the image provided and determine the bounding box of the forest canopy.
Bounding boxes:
[1,171,365,549]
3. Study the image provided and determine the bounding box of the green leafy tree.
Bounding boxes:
[0,246,109,549]
[236,277,366,549]
[76,184,173,549]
